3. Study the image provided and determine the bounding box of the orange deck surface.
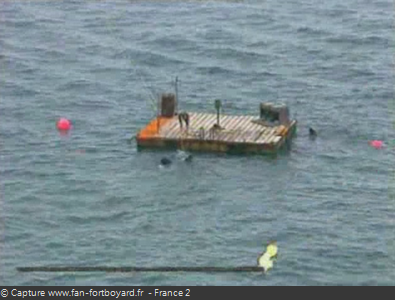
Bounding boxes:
[137,117,172,140]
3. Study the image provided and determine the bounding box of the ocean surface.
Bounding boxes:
[1,0,394,286]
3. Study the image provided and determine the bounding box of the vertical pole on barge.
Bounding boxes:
[157,94,160,133]
[215,99,222,127]
[175,76,179,114]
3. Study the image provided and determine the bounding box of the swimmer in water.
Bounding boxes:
[160,157,172,166]
[184,154,193,163]
[309,127,317,139]
[176,150,193,163]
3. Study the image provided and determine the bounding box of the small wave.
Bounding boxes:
[3,82,41,98]
[296,26,330,36]
[325,8,358,18]
[349,68,376,78]
[45,241,65,249]
[130,49,189,67]
[247,41,269,48]
[326,34,391,47]
[40,48,67,60]
[67,211,130,225]
[56,79,92,91]
[197,66,230,75]
[3,19,36,28]
[55,79,112,96]
[202,46,269,65]
[2,54,38,73]
[253,70,276,77]
[145,36,198,52]
[34,17,64,25]
[102,195,132,206]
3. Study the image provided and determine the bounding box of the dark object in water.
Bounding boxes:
[184,155,193,163]
[309,127,317,138]
[160,157,172,166]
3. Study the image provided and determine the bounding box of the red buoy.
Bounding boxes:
[369,140,383,149]
[57,118,71,131]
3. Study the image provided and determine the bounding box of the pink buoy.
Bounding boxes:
[57,118,71,131]
[369,140,383,149]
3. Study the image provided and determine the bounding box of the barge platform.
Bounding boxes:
[136,111,297,155]
[135,83,296,154]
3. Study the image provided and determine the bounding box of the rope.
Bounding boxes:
[131,63,158,113]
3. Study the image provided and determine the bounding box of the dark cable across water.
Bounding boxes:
[17,266,264,273]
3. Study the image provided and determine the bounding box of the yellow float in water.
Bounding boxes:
[257,241,278,273]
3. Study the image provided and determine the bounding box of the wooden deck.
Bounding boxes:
[136,112,297,154]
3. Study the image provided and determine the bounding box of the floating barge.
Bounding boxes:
[136,89,297,155]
